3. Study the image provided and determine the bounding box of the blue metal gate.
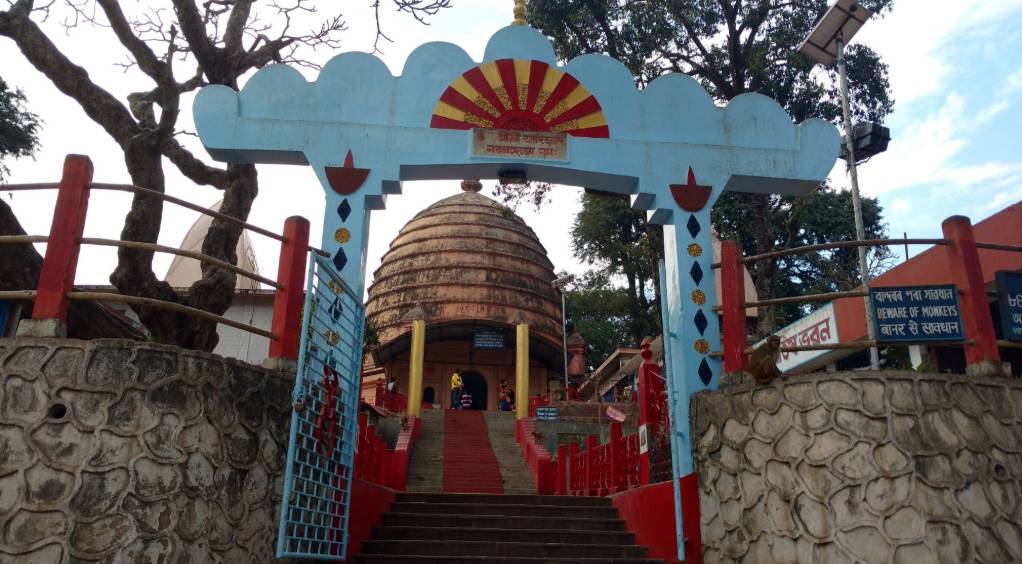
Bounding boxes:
[277,254,365,560]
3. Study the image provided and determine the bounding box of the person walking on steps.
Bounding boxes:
[451,369,464,409]
[498,381,512,412]
[460,389,474,410]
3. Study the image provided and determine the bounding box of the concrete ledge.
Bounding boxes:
[692,370,1022,563]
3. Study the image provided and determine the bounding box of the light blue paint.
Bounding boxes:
[194,24,838,560]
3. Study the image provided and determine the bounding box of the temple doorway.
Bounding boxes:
[423,386,436,404]
[460,371,488,410]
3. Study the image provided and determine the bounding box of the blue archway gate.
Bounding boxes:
[195,22,838,561]
[276,254,365,559]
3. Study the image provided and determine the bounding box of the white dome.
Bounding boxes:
[164,201,260,290]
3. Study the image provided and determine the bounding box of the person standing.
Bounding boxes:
[498,381,512,412]
[450,369,464,409]
[460,389,474,410]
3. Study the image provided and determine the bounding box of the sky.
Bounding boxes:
[2,0,1021,292]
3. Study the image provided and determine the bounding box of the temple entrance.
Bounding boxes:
[423,386,435,404]
[460,371,487,410]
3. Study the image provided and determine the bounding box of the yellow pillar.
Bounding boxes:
[516,323,529,419]
[407,319,425,417]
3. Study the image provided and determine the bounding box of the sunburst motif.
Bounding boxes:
[430,59,610,138]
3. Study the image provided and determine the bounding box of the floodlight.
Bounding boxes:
[798,0,873,65]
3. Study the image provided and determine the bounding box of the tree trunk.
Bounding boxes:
[750,194,778,336]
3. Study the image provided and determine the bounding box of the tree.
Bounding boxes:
[529,0,896,335]
[0,0,449,350]
[564,271,636,372]
[0,76,39,180]
[571,191,660,349]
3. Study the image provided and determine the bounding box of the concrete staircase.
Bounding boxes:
[353,493,663,563]
[484,411,538,494]
[406,409,444,493]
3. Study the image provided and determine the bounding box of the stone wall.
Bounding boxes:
[692,371,1022,564]
[0,338,293,563]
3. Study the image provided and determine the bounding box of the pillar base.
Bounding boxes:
[16,318,67,338]
[965,360,1008,377]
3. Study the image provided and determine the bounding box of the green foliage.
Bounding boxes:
[0,78,40,181]
[531,0,898,336]
[564,271,641,371]
[712,184,894,328]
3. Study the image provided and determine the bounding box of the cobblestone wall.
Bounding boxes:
[692,371,1022,564]
[0,338,292,563]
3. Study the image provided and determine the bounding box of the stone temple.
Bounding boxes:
[362,180,565,410]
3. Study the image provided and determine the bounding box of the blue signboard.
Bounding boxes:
[536,406,560,421]
[872,285,964,342]
[997,271,1022,342]
[472,329,505,350]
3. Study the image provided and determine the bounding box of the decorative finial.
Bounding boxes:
[461,179,482,193]
[513,0,527,25]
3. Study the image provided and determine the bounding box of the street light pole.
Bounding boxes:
[836,35,880,371]
[552,274,575,390]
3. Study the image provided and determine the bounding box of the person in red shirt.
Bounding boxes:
[498,381,512,411]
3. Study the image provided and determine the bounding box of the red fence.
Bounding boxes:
[564,422,642,496]
[0,154,326,366]
[354,412,415,491]
[717,214,1022,374]
[527,394,551,417]
[373,380,408,413]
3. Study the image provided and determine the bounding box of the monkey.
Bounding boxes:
[749,335,782,385]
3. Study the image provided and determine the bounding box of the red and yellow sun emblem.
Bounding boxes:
[430,59,609,138]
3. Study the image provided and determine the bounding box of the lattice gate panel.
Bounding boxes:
[277,255,365,560]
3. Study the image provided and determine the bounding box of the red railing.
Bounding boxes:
[717,214,1022,374]
[354,412,416,490]
[564,422,644,496]
[0,154,329,366]
[527,394,551,417]
[373,379,408,413]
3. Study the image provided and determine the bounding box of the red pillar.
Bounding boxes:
[584,434,598,496]
[942,216,1002,375]
[30,155,94,331]
[608,421,623,493]
[556,444,568,495]
[268,216,310,362]
[568,441,579,496]
[721,240,748,373]
[637,339,658,486]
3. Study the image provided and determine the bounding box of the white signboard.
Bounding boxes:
[756,302,839,373]
[471,129,568,161]
[638,424,649,454]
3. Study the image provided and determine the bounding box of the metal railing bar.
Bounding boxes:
[0,290,37,300]
[744,290,869,308]
[67,291,276,339]
[0,235,48,245]
[998,340,1022,349]
[91,183,287,243]
[0,182,60,191]
[742,339,975,354]
[975,242,1022,253]
[80,237,282,290]
[743,238,950,265]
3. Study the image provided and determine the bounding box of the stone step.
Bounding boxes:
[389,502,619,519]
[359,540,648,559]
[381,512,626,532]
[371,525,637,546]
[396,493,612,507]
[353,556,663,564]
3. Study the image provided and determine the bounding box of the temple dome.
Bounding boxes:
[365,188,564,361]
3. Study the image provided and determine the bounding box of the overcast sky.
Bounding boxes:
[3,0,1021,292]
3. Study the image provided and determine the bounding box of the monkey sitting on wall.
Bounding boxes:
[749,335,782,385]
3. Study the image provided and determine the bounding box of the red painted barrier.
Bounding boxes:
[344,478,397,563]
[354,413,414,491]
[515,417,556,494]
[678,472,703,564]
[32,155,94,327]
[611,481,680,564]
[373,379,408,413]
[527,394,551,417]
[567,425,643,496]
[268,216,310,361]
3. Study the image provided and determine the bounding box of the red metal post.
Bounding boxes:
[556,444,568,495]
[942,216,1002,374]
[31,155,94,328]
[568,441,579,496]
[679,472,703,564]
[268,216,310,362]
[637,339,656,486]
[721,240,748,373]
[584,434,598,496]
[609,421,623,493]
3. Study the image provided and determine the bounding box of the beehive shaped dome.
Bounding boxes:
[365,187,563,354]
